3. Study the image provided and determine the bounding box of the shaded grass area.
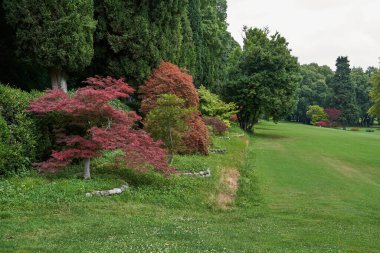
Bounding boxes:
[1,123,380,252]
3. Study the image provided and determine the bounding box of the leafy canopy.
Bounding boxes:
[225,27,300,131]
[369,70,380,117]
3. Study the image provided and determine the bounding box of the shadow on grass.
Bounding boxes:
[253,132,289,140]
[254,127,278,131]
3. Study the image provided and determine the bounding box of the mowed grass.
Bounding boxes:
[1,122,380,252]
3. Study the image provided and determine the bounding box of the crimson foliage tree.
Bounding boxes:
[139,61,209,155]
[324,108,342,125]
[28,76,172,179]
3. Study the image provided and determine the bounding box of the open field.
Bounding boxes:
[1,122,380,252]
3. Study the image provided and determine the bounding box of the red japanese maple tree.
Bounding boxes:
[139,61,209,155]
[324,108,342,124]
[28,76,173,179]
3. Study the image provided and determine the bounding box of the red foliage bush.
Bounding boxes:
[139,61,199,114]
[28,76,173,175]
[229,114,238,122]
[181,114,209,155]
[315,121,329,127]
[324,108,342,123]
[203,117,228,135]
[139,61,209,155]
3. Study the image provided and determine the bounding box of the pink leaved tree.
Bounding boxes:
[28,76,173,179]
[324,108,342,126]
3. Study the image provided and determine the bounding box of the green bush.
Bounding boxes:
[198,85,238,120]
[0,84,49,176]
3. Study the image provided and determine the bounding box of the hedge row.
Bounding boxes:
[0,84,51,176]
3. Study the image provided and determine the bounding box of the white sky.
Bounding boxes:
[227,0,380,70]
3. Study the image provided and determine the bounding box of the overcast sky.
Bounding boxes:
[227,0,380,70]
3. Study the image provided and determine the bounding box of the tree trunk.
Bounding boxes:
[50,67,68,92]
[83,158,91,179]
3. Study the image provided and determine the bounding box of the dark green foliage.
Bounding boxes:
[194,0,239,89]
[0,2,50,90]
[3,0,96,90]
[369,69,380,117]
[225,27,300,131]
[0,85,50,176]
[291,63,333,123]
[3,0,96,71]
[351,67,374,126]
[92,0,159,86]
[93,0,196,86]
[330,57,359,125]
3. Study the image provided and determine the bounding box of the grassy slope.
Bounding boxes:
[247,122,380,252]
[1,123,380,252]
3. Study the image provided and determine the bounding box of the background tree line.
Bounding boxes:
[0,0,378,132]
[290,57,378,126]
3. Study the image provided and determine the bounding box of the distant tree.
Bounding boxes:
[324,108,342,124]
[225,27,300,131]
[330,57,359,126]
[351,67,374,126]
[306,105,328,125]
[3,0,96,92]
[139,61,209,155]
[28,76,172,179]
[145,94,193,163]
[292,64,333,123]
[369,70,380,117]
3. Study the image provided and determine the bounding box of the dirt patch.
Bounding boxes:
[214,168,240,209]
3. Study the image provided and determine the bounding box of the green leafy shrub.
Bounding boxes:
[0,84,49,176]
[198,85,238,120]
[145,94,194,162]
[306,105,328,125]
[366,129,375,132]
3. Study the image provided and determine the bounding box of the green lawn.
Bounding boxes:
[1,122,380,252]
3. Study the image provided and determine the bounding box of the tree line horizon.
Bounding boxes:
[0,0,379,129]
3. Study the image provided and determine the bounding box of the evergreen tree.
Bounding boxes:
[330,57,359,125]
[0,1,50,90]
[3,0,97,92]
[93,0,158,86]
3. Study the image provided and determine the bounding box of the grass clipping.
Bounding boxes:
[212,167,240,209]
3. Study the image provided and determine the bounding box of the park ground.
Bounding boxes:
[0,122,380,252]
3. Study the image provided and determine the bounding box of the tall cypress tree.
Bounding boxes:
[3,0,96,92]
[93,0,158,86]
[188,0,204,84]
[331,57,359,125]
